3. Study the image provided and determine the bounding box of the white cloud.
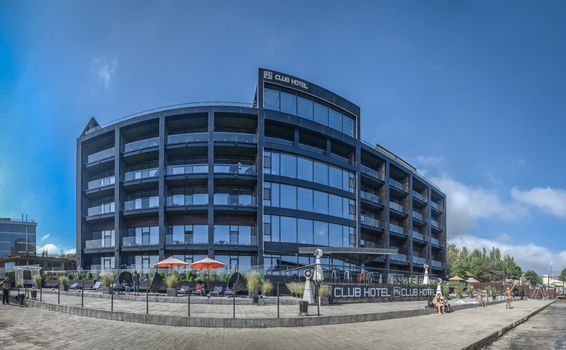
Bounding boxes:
[92,56,118,90]
[450,234,566,275]
[511,187,566,219]
[63,248,76,255]
[40,234,50,242]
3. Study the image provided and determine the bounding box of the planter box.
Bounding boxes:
[31,290,38,299]
[60,285,69,292]
[167,288,177,297]
[102,287,114,294]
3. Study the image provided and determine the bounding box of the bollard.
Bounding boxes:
[232,291,236,319]
[81,280,84,307]
[188,292,191,317]
[316,284,320,316]
[146,287,149,315]
[277,283,280,318]
[111,291,114,312]
[58,285,60,305]
[40,285,42,302]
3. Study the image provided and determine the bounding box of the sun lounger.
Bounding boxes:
[69,282,79,289]
[209,286,223,296]
[192,283,205,296]
[92,281,101,290]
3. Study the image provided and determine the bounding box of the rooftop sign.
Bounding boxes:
[263,69,309,91]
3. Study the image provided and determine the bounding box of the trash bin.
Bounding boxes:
[299,301,308,315]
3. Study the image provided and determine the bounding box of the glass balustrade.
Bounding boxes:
[165,234,193,245]
[431,219,440,228]
[360,191,380,204]
[167,132,209,144]
[87,202,115,216]
[213,132,257,143]
[214,193,256,207]
[124,197,159,211]
[431,238,441,246]
[388,178,405,191]
[124,137,159,153]
[214,164,256,175]
[167,193,208,206]
[431,260,443,268]
[389,201,404,213]
[361,165,380,179]
[431,201,441,211]
[124,168,159,182]
[87,176,115,190]
[389,223,405,235]
[122,236,159,247]
[85,238,114,249]
[360,215,380,228]
[412,231,424,240]
[167,164,208,175]
[411,190,425,202]
[412,256,426,265]
[411,211,424,221]
[87,147,115,164]
[390,254,408,263]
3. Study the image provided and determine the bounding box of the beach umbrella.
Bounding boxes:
[466,277,480,284]
[154,257,190,268]
[190,257,225,292]
[448,276,465,282]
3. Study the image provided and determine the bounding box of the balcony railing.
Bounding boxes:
[412,256,426,265]
[122,236,159,247]
[167,194,208,206]
[167,132,209,144]
[411,190,426,202]
[360,215,380,228]
[124,197,159,211]
[125,168,159,182]
[431,260,443,268]
[431,237,441,246]
[85,239,114,249]
[213,132,257,143]
[388,178,405,192]
[214,164,256,175]
[360,191,380,204]
[389,201,404,213]
[390,254,408,263]
[87,147,115,164]
[167,164,208,175]
[165,234,193,245]
[214,194,256,207]
[431,201,441,211]
[389,223,405,235]
[124,137,159,153]
[87,202,115,216]
[361,165,380,179]
[411,211,424,221]
[87,176,115,190]
[412,231,424,241]
[431,219,440,229]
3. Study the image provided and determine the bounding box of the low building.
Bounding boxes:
[0,217,36,258]
[0,255,76,272]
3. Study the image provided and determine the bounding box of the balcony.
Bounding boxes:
[167,194,208,207]
[431,260,443,269]
[124,137,159,153]
[431,237,441,247]
[431,201,442,212]
[213,132,257,144]
[388,178,405,192]
[360,215,380,229]
[124,197,159,211]
[214,193,256,207]
[411,190,426,203]
[167,164,208,175]
[165,234,193,245]
[411,231,425,241]
[87,147,114,164]
[390,253,408,263]
[125,168,159,182]
[389,223,405,236]
[361,165,381,180]
[85,239,114,249]
[167,132,208,145]
[87,202,115,217]
[389,201,404,213]
[411,211,424,221]
[122,236,159,247]
[87,176,115,190]
[431,219,440,229]
[412,256,426,266]
[214,163,256,175]
[360,191,380,205]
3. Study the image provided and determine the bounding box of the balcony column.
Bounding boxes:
[158,115,166,260]
[207,110,215,258]
[256,110,265,267]
[354,135,361,248]
[425,188,432,271]
[383,160,391,278]
[76,139,84,269]
[113,127,122,268]
[407,175,414,274]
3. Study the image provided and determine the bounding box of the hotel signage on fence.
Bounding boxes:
[330,284,437,304]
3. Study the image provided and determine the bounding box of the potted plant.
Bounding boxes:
[86,272,94,281]
[31,275,42,298]
[455,284,465,299]
[318,284,330,304]
[245,271,261,303]
[261,279,273,297]
[58,276,69,291]
[165,274,178,297]
[441,284,450,298]
[99,272,115,294]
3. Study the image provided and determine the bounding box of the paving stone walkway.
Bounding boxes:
[0,299,553,349]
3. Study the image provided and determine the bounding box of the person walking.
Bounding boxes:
[505,285,513,309]
[133,271,140,294]
[2,277,11,304]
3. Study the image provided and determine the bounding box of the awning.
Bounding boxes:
[298,247,398,266]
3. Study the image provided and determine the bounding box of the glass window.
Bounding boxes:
[329,194,343,217]
[193,225,208,244]
[280,184,297,209]
[281,154,297,178]
[314,191,328,215]
[214,225,229,244]
[314,162,328,185]
[329,108,342,131]
[342,171,351,192]
[329,224,343,247]
[263,88,280,111]
[314,221,329,246]
[239,226,253,245]
[343,115,354,137]
[280,91,297,115]
[271,215,280,242]
[297,157,313,182]
[271,183,280,207]
[193,193,208,205]
[329,166,342,189]
[280,217,297,243]
[297,187,313,212]
[263,153,272,174]
[271,152,280,176]
[298,219,313,244]
[263,215,271,242]
[297,96,313,120]
[313,102,328,125]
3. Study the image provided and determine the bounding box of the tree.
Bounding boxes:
[560,268,566,282]
[523,270,542,286]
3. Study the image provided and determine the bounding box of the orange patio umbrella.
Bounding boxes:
[190,257,225,292]
[448,276,465,282]
[154,257,190,268]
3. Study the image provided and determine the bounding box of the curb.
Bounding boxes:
[460,300,555,350]
[25,298,506,328]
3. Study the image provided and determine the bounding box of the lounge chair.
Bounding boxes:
[92,281,101,290]
[178,284,190,295]
[192,283,205,296]
[209,286,223,297]
[69,282,79,289]
[224,287,235,297]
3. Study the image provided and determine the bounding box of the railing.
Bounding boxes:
[431,260,443,268]
[361,165,380,179]
[213,132,257,143]
[124,137,159,153]
[411,190,426,202]
[214,164,256,175]
[431,237,441,246]
[87,147,114,164]
[167,164,208,175]
[389,223,405,235]
[388,178,405,191]
[214,237,258,246]
[214,194,256,207]
[122,236,159,247]
[412,256,426,265]
[87,202,115,216]
[431,219,440,229]
[431,201,441,211]
[166,194,208,206]
[389,201,404,213]
[87,176,115,190]
[360,191,380,204]
[167,132,209,144]
[165,234,193,245]
[390,254,408,263]
[85,239,114,249]
[412,231,424,240]
[411,211,424,221]
[360,215,380,228]
[124,168,159,182]
[124,197,159,211]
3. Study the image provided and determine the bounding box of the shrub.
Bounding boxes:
[441,284,450,296]
[99,272,114,287]
[318,284,330,298]
[86,272,94,281]
[165,274,178,289]
[245,271,261,293]
[208,271,217,282]
[58,276,69,286]
[262,279,273,296]
[185,271,195,282]
[455,284,465,298]
[286,282,305,297]
[67,273,75,281]
[219,272,229,283]
[158,272,165,279]
[172,270,181,281]
[33,275,42,287]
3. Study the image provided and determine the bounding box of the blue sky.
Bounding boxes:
[1,1,565,274]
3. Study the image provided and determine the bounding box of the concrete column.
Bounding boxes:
[158,116,166,260]
[113,128,122,268]
[207,110,215,258]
